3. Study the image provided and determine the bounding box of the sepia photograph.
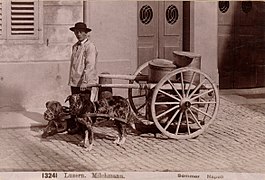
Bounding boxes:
[0,0,265,179]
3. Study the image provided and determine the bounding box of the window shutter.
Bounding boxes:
[7,0,38,39]
[0,0,5,38]
[0,1,2,37]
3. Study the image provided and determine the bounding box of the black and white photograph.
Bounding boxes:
[0,0,265,179]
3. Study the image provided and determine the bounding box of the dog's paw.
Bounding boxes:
[113,137,120,144]
[77,140,84,147]
[84,143,93,151]
[113,137,126,145]
[118,137,126,145]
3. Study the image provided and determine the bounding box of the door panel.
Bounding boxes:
[233,1,256,88]
[218,35,235,89]
[234,33,256,88]
[138,1,183,66]
[159,1,183,61]
[235,1,255,26]
[254,2,265,87]
[218,1,265,89]
[138,2,158,66]
[218,1,236,89]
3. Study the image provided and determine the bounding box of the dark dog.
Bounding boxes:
[42,101,69,138]
[65,94,135,151]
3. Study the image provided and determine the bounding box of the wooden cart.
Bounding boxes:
[92,51,219,139]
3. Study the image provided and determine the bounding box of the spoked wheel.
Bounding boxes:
[128,61,150,119]
[151,67,219,139]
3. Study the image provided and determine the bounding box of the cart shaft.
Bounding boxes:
[98,74,136,80]
[87,83,151,89]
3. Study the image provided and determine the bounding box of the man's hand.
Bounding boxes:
[80,83,88,91]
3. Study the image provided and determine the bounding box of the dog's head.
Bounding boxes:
[44,101,63,121]
[65,94,94,115]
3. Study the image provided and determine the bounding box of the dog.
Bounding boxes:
[65,93,135,151]
[42,101,70,138]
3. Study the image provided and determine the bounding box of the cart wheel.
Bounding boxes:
[128,61,150,119]
[151,67,219,139]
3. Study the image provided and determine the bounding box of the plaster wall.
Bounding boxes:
[0,1,218,111]
[0,0,82,111]
[89,1,138,96]
[0,1,138,110]
[191,2,219,85]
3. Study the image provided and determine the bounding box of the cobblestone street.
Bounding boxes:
[0,96,265,173]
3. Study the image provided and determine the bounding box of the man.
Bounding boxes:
[67,22,98,134]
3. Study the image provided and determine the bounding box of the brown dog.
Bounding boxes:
[65,94,135,151]
[42,101,69,138]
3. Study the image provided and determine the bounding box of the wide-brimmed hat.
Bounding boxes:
[69,22,91,33]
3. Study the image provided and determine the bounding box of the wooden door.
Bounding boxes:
[158,1,183,61]
[138,1,159,67]
[233,1,257,88]
[218,1,265,89]
[218,1,236,89]
[138,1,183,66]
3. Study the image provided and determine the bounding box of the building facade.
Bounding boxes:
[0,1,264,110]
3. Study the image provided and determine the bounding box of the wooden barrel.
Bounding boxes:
[148,59,177,83]
[185,56,201,85]
[173,51,201,85]
[98,72,113,100]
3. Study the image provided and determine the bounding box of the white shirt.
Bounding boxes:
[68,39,98,87]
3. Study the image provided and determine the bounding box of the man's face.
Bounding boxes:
[74,30,87,42]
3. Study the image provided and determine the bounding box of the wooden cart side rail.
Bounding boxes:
[98,74,137,80]
[86,83,196,90]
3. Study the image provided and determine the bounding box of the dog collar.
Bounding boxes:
[58,112,71,121]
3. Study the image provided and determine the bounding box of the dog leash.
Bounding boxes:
[84,113,127,123]
[57,106,71,120]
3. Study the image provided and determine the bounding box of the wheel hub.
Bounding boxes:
[180,98,191,110]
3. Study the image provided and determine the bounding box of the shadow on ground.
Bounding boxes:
[21,111,46,127]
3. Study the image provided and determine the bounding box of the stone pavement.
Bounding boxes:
[1,94,265,173]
